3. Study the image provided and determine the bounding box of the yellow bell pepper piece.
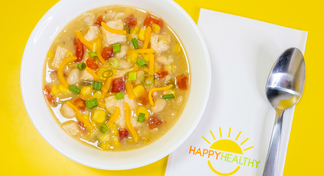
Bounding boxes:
[58,56,77,88]
[76,31,93,50]
[133,85,145,98]
[85,67,99,81]
[152,24,161,34]
[148,54,155,75]
[92,110,106,123]
[106,107,121,128]
[101,22,127,35]
[137,106,150,120]
[138,29,145,41]
[125,81,135,99]
[125,103,139,143]
[149,84,173,105]
[101,70,117,99]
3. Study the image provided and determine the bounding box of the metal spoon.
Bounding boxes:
[263,48,305,176]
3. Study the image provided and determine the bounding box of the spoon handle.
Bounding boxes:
[263,110,284,176]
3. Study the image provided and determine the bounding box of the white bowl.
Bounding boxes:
[20,0,210,170]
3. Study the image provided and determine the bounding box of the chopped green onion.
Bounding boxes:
[124,25,130,34]
[142,74,154,85]
[99,124,108,134]
[115,92,124,100]
[113,43,121,53]
[69,85,80,94]
[137,113,145,122]
[136,59,147,67]
[89,52,98,59]
[85,98,98,109]
[77,63,86,70]
[128,72,137,81]
[131,38,139,49]
[102,70,113,78]
[163,94,175,99]
[93,81,102,90]
[109,57,119,69]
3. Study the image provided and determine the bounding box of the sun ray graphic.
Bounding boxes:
[210,130,216,140]
[235,131,241,141]
[228,128,231,138]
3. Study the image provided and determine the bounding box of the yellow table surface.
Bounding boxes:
[0,0,322,175]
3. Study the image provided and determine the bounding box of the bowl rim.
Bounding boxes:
[20,0,211,170]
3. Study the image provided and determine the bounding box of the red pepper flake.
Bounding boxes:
[124,14,137,27]
[147,116,162,130]
[155,65,168,79]
[74,38,84,62]
[119,128,129,141]
[143,13,163,28]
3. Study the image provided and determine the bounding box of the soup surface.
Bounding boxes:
[43,5,190,151]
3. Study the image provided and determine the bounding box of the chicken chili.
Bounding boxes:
[43,5,190,151]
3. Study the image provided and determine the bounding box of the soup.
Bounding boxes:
[43,5,190,151]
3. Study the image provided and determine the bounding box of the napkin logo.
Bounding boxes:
[188,127,261,175]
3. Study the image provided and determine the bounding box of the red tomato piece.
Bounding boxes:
[156,65,168,79]
[124,14,137,27]
[78,121,88,134]
[119,128,129,141]
[176,75,189,90]
[86,58,99,70]
[74,38,84,62]
[43,85,54,104]
[95,15,104,26]
[73,98,86,110]
[143,14,163,28]
[147,116,162,130]
[101,47,115,60]
[112,77,125,93]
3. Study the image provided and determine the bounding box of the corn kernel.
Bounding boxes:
[47,51,53,59]
[126,53,138,64]
[138,29,145,41]
[51,85,59,95]
[66,51,74,57]
[58,84,70,93]
[154,63,160,72]
[173,43,181,53]
[142,67,149,73]
[137,106,150,120]
[143,54,150,62]
[113,136,120,148]
[152,24,161,34]
[80,86,92,96]
[92,110,106,123]
[100,141,109,150]
[164,89,176,96]
[133,85,145,97]
[93,91,101,99]
[165,64,176,73]
[128,26,139,41]
[99,133,110,142]
[111,123,118,136]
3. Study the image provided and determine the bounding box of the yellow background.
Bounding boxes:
[0,0,322,175]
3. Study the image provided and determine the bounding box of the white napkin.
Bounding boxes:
[165,9,307,176]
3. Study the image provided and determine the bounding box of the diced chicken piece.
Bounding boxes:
[105,12,126,20]
[67,69,80,85]
[136,71,145,85]
[83,50,89,62]
[62,121,80,136]
[105,95,139,128]
[119,59,131,69]
[84,26,100,41]
[152,99,166,113]
[156,55,174,65]
[105,12,117,20]
[116,45,128,59]
[83,12,96,26]
[115,68,133,78]
[150,34,170,54]
[52,46,68,69]
[80,69,94,81]
[101,20,126,45]
[61,103,75,118]
[115,13,126,20]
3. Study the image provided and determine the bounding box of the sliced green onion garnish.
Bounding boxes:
[137,113,145,123]
[93,81,102,90]
[124,25,130,34]
[131,38,139,49]
[109,57,119,69]
[102,70,113,78]
[85,98,98,109]
[69,85,80,94]
[142,74,154,85]
[77,63,86,70]
[113,43,121,53]
[115,92,124,100]
[128,72,137,81]
[89,52,98,59]
[99,124,108,134]
[163,94,175,99]
[136,59,147,67]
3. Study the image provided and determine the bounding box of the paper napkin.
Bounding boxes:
[165,9,307,176]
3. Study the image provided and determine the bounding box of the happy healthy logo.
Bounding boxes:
[188,127,261,175]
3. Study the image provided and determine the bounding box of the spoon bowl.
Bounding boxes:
[263,47,305,176]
